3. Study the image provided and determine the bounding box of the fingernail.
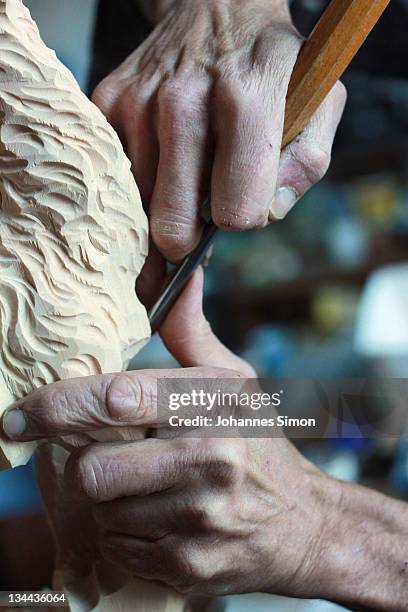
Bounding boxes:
[269,187,298,221]
[2,409,27,439]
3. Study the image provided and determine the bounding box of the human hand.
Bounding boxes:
[1,269,336,599]
[4,283,408,610]
[4,367,339,600]
[22,392,408,612]
[1,266,253,605]
[1,255,330,600]
[93,0,346,262]
[73,434,338,598]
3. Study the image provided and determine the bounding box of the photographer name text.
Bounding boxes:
[167,415,316,428]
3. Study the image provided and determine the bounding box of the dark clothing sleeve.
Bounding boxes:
[87,0,151,95]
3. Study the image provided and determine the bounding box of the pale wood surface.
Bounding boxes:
[0,1,163,610]
[0,0,150,468]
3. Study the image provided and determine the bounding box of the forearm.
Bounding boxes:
[317,478,408,610]
[135,0,291,26]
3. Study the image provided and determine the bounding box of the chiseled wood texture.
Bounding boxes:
[0,0,151,469]
[0,0,391,610]
[283,0,391,148]
[0,2,185,611]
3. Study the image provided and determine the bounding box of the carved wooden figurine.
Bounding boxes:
[0,1,187,610]
[0,0,151,467]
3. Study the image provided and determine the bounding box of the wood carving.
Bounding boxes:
[0,0,150,468]
[0,2,188,610]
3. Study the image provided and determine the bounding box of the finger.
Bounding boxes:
[210,31,304,230]
[99,532,176,583]
[136,239,166,309]
[93,73,160,207]
[1,366,240,441]
[122,87,160,208]
[269,81,347,221]
[100,532,219,589]
[211,82,280,230]
[150,76,211,262]
[94,494,175,540]
[93,489,210,540]
[65,438,196,502]
[66,434,246,503]
[210,39,298,232]
[161,268,256,377]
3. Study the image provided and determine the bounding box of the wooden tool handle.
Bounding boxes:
[282,0,391,148]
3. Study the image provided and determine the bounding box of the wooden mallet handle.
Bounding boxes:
[283,0,391,148]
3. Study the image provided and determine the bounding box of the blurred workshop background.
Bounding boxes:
[1,0,408,608]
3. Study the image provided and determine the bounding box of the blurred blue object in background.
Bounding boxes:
[242,325,296,377]
[0,460,42,520]
[390,438,408,495]
[24,0,97,89]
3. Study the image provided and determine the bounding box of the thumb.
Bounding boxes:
[160,267,256,377]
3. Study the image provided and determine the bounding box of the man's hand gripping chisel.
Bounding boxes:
[148,0,391,333]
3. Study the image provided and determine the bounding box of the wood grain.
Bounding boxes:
[283,0,392,148]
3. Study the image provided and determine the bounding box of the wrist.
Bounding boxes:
[313,478,408,610]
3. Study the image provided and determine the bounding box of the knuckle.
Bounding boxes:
[293,143,331,184]
[135,376,157,423]
[92,76,119,115]
[39,385,71,431]
[105,373,151,421]
[334,80,347,106]
[180,493,217,532]
[214,78,247,115]
[113,83,148,131]
[158,78,184,109]
[151,213,199,259]
[194,502,220,532]
[213,207,268,231]
[80,379,110,424]
[198,439,243,488]
[173,544,208,582]
[159,77,204,114]
[156,447,182,483]
[208,457,239,488]
[119,81,150,117]
[307,145,331,180]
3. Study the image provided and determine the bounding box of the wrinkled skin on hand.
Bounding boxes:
[5,270,339,601]
[72,436,336,598]
[93,0,346,262]
[30,269,255,606]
